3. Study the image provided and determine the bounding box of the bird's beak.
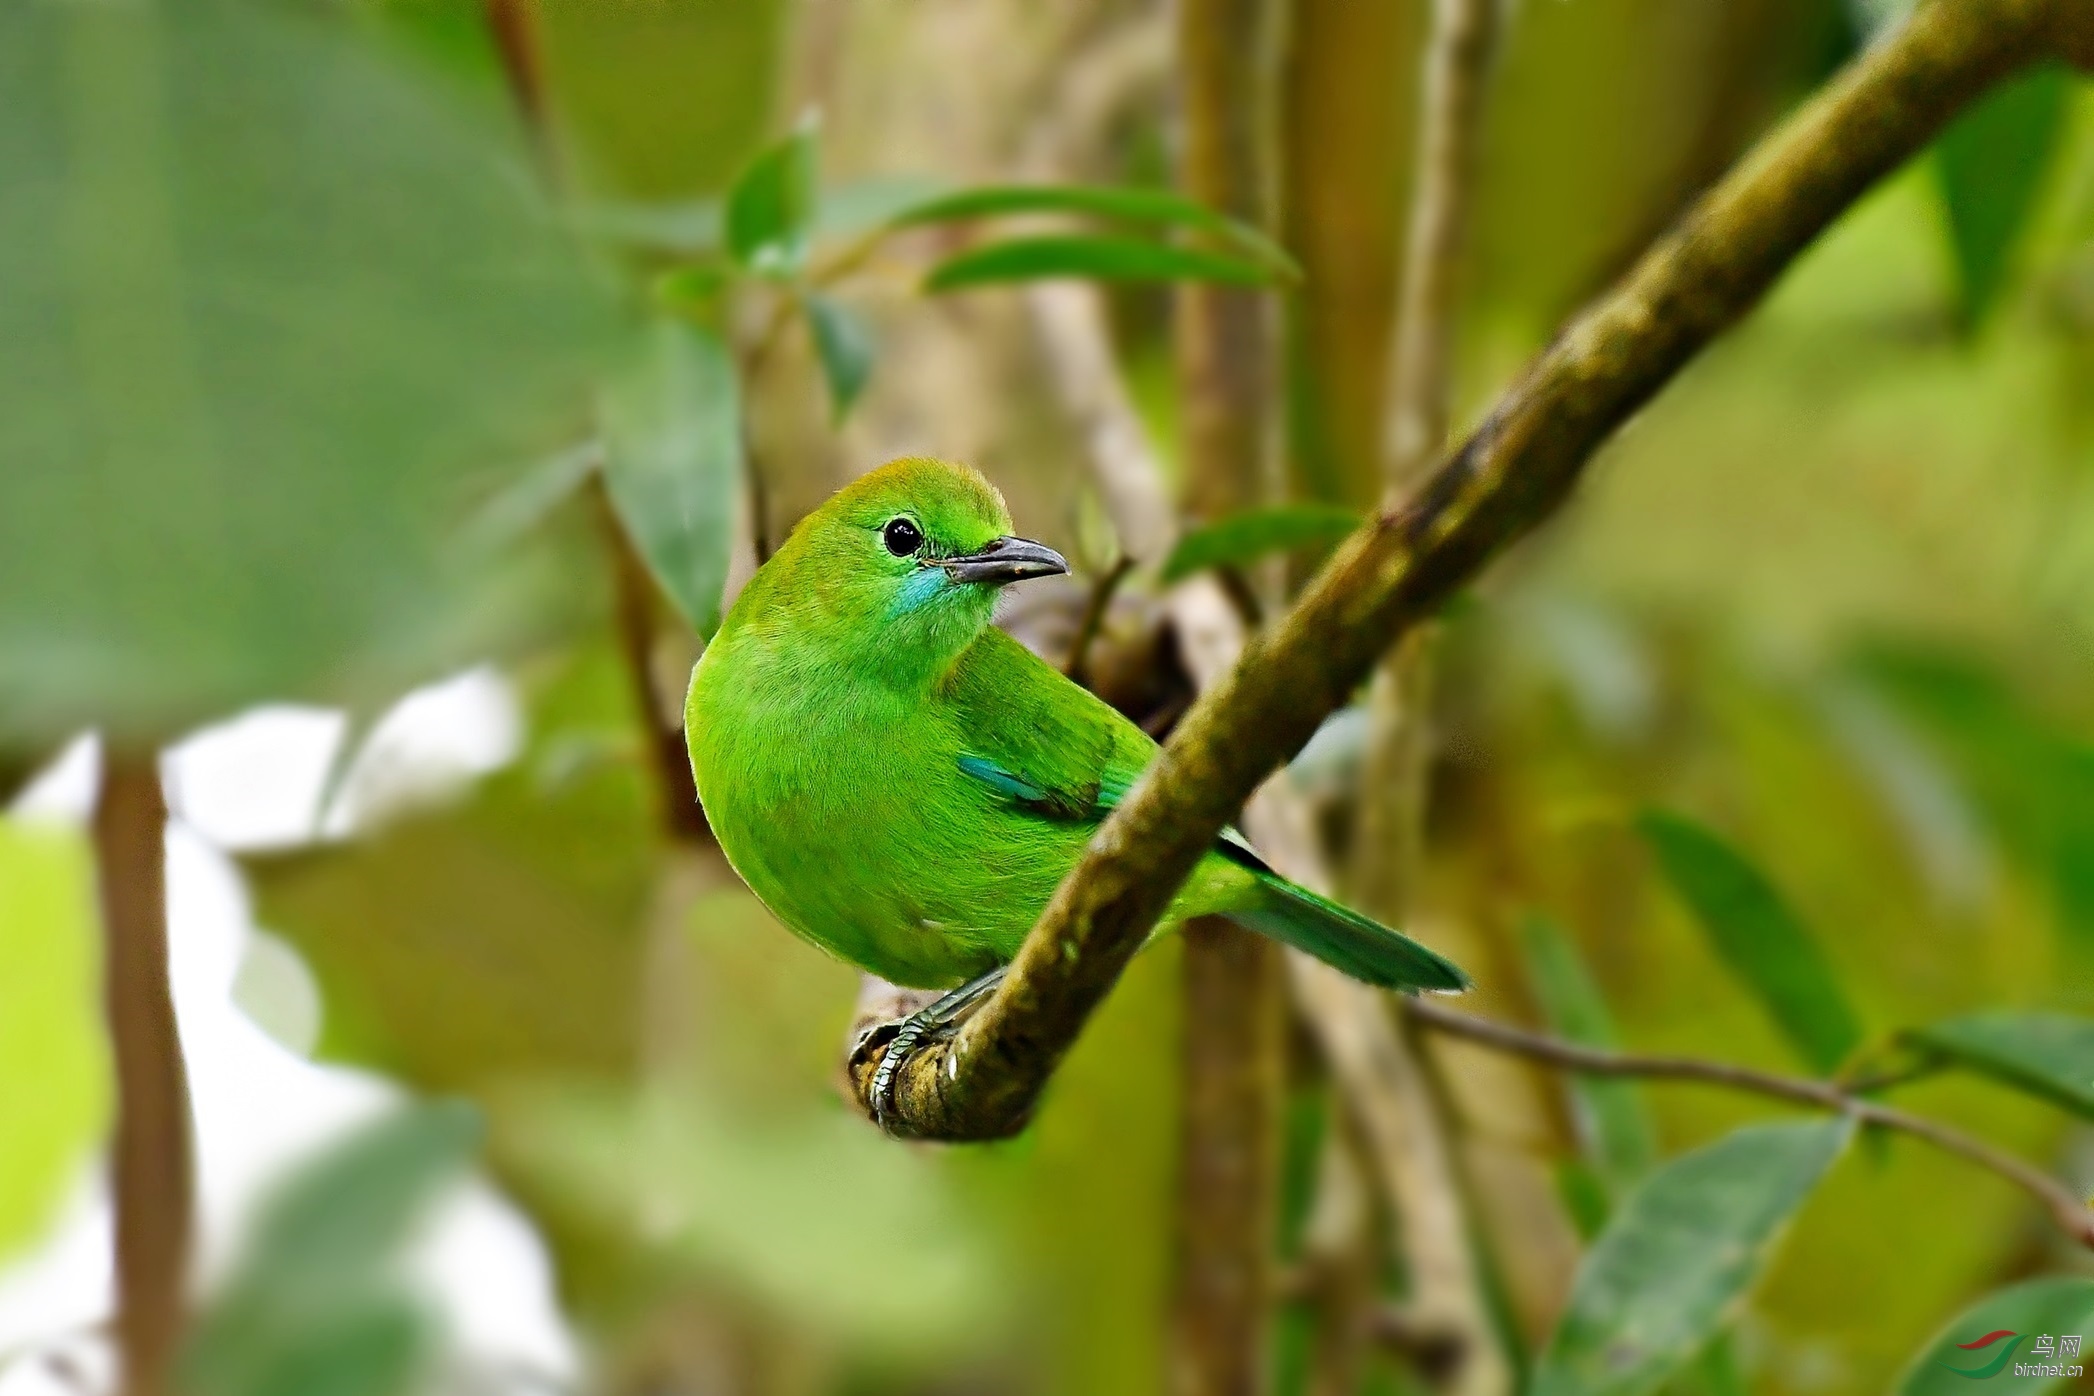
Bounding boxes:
[943,535,1070,586]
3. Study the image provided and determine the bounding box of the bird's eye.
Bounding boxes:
[882,517,925,557]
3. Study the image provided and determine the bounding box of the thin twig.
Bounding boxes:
[1402,997,2094,1250]
[848,0,2087,1143]
[1064,554,1135,685]
[588,475,714,845]
[1380,0,1497,501]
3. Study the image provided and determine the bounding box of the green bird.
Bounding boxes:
[685,458,1467,1074]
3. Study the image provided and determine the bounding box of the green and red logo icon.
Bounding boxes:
[1941,1331,2024,1379]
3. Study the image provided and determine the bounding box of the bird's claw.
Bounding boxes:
[860,966,1008,1131]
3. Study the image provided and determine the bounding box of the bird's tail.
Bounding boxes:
[1226,872,1469,993]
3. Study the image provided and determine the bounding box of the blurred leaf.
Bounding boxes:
[0,0,620,744]
[1898,1276,2094,1394]
[926,235,1286,292]
[653,261,733,311]
[1933,64,2071,328]
[240,1102,480,1289]
[528,0,788,204]
[1556,1158,1615,1242]
[1522,914,1657,1196]
[725,117,818,277]
[1532,1120,1852,1396]
[180,1104,476,1396]
[245,649,653,1093]
[570,197,722,255]
[1640,812,1864,1074]
[1858,648,2094,953]
[1160,504,1363,584]
[892,183,1299,279]
[1658,1334,1749,1396]
[815,174,949,241]
[0,821,107,1262]
[461,439,601,553]
[804,293,875,424]
[184,1298,426,1396]
[503,1084,1000,1355]
[600,320,741,636]
[1907,1011,2094,1119]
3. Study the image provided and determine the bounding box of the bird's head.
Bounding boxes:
[740,457,1067,681]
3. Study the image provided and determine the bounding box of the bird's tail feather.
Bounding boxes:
[1227,873,1469,992]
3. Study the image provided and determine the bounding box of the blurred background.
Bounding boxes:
[4,0,2094,1392]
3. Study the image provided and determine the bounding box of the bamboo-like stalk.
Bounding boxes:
[1169,0,1290,1389]
[1343,0,1506,1391]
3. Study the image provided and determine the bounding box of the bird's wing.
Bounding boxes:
[945,629,1469,992]
[943,627,1154,824]
[943,629,1270,861]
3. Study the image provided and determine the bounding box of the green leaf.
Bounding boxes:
[891,183,1299,279]
[600,320,742,636]
[926,235,1286,293]
[180,1105,473,1396]
[1532,1120,1852,1396]
[208,1300,426,1396]
[1856,647,2094,952]
[502,1083,1001,1353]
[1907,1011,2094,1119]
[244,648,656,1094]
[0,820,107,1263]
[1522,914,1657,1196]
[653,262,733,312]
[240,1103,481,1291]
[1556,1158,1615,1242]
[1639,812,1863,1075]
[526,0,788,205]
[725,117,819,276]
[1159,504,1362,584]
[803,293,875,423]
[814,174,949,241]
[1933,63,2071,328]
[0,0,619,745]
[1898,1276,2094,1395]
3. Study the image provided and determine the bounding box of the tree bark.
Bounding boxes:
[849,0,2090,1143]
[94,750,192,1396]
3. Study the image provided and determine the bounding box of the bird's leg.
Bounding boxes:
[863,966,1008,1128]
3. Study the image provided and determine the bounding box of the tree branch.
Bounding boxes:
[849,0,2086,1143]
[1402,997,2094,1251]
[1063,553,1135,685]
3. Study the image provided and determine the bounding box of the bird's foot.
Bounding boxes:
[859,966,1008,1130]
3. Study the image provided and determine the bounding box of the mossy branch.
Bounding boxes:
[850,0,2093,1141]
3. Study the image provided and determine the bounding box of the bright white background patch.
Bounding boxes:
[0,671,573,1394]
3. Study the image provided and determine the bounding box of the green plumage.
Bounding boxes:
[685,457,1467,994]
